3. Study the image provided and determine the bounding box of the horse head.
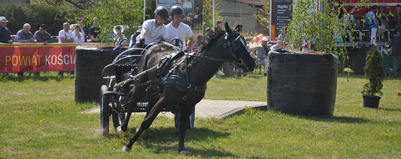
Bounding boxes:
[220,22,255,72]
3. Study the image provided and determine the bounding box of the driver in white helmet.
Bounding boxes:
[165,6,194,51]
[134,6,169,48]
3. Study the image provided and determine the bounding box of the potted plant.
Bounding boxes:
[266,0,364,116]
[361,45,385,108]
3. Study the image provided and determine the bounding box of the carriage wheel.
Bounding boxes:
[100,85,110,136]
[174,110,195,133]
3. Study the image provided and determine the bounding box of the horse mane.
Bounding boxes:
[200,28,225,51]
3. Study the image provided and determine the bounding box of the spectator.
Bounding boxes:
[89,17,101,42]
[392,34,401,76]
[390,5,401,30]
[78,18,88,42]
[15,23,36,77]
[365,5,385,44]
[72,24,85,43]
[270,40,284,51]
[114,25,126,44]
[0,16,13,44]
[15,23,36,43]
[302,39,310,51]
[32,24,53,77]
[193,35,203,51]
[342,7,355,42]
[133,6,169,49]
[58,22,74,76]
[211,22,226,76]
[343,7,355,29]
[34,24,54,45]
[378,6,390,30]
[166,6,194,51]
[256,36,270,76]
[278,27,287,41]
[58,22,74,43]
[216,21,222,29]
[235,24,244,35]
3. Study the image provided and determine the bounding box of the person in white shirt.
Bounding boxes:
[72,24,85,43]
[134,6,169,49]
[58,22,74,43]
[165,6,194,51]
[58,22,74,76]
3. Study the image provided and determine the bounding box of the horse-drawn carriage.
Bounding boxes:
[99,39,194,136]
[99,23,255,154]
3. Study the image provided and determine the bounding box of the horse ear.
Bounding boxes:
[225,22,232,34]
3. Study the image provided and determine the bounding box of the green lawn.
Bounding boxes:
[0,72,400,158]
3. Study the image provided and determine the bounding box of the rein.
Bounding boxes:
[186,54,243,66]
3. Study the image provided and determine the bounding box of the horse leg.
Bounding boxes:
[118,85,147,133]
[177,104,195,155]
[135,96,157,133]
[123,96,168,152]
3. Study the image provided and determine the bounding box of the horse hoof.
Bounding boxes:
[122,146,131,152]
[179,150,190,155]
[116,126,124,136]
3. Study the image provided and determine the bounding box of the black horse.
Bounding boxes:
[119,22,255,154]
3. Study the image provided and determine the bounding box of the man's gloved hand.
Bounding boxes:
[139,38,145,48]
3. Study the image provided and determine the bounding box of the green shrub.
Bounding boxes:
[0,4,69,35]
[362,45,385,96]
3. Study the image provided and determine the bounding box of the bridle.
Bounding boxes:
[187,32,250,66]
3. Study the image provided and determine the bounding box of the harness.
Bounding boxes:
[157,51,206,96]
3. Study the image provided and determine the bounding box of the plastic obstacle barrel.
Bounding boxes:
[267,51,338,116]
[75,47,120,103]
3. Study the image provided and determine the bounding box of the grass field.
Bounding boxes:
[0,72,400,158]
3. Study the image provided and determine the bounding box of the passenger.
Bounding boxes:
[133,6,169,49]
[165,5,194,51]
[89,17,101,42]
[15,23,36,43]
[0,16,13,44]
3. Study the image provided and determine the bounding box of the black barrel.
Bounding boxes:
[75,47,120,103]
[267,51,338,116]
[350,45,372,74]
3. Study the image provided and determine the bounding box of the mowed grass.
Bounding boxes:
[0,72,400,158]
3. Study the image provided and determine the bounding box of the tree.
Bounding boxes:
[203,0,224,30]
[31,0,97,9]
[253,0,270,32]
[284,0,362,55]
[82,0,144,43]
